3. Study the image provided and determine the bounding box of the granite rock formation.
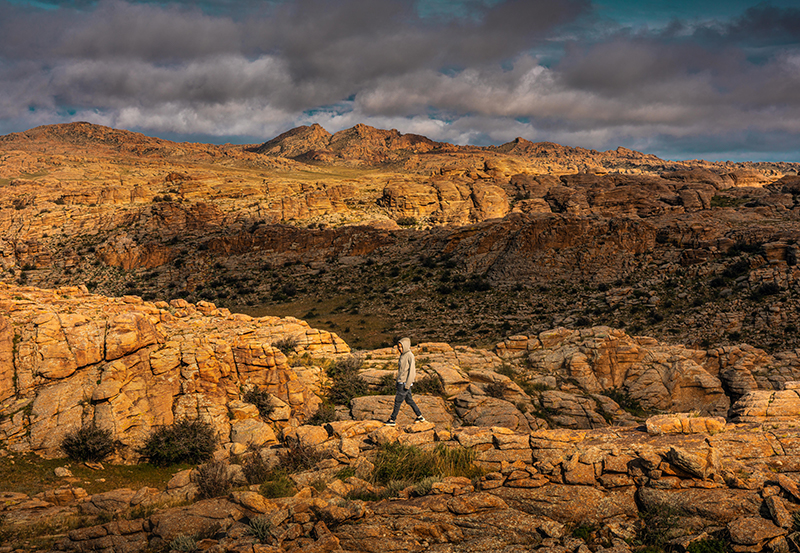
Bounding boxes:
[4,283,800,461]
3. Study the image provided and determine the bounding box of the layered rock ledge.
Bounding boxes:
[3,416,797,553]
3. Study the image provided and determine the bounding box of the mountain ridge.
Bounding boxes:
[4,121,799,176]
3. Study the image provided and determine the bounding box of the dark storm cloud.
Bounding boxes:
[58,1,243,61]
[703,4,800,45]
[253,0,590,83]
[1,0,800,161]
[0,0,592,116]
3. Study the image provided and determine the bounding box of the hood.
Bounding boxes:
[398,337,412,354]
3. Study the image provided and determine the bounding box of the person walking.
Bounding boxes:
[385,337,425,426]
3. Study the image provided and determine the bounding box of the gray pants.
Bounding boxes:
[390,381,422,420]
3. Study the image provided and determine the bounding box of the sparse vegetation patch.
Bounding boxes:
[138,419,218,466]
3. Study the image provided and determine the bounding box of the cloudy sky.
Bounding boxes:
[1,0,799,162]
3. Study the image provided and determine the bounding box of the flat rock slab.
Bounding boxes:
[492,484,637,525]
[350,395,452,425]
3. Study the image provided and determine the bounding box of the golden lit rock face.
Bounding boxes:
[0,283,349,459]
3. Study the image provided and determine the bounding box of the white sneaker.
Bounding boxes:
[415,416,426,423]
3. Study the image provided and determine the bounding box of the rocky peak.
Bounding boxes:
[252,122,446,165]
[1,122,162,151]
[249,123,333,157]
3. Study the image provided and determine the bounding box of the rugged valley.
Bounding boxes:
[2,123,800,552]
[2,122,800,350]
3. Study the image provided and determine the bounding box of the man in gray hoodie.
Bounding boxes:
[386,337,425,425]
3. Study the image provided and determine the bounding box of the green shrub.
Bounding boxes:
[496,364,515,378]
[307,403,337,425]
[326,355,368,405]
[751,282,781,300]
[722,259,750,278]
[272,336,299,354]
[345,488,388,502]
[138,419,218,466]
[335,467,356,480]
[259,469,296,498]
[413,376,445,397]
[522,381,550,394]
[571,523,596,541]
[169,534,197,552]
[327,354,364,379]
[241,386,275,420]
[637,504,684,550]
[605,388,649,418]
[241,450,275,485]
[396,216,417,227]
[328,371,369,405]
[377,373,396,395]
[687,537,730,553]
[485,381,507,399]
[194,459,232,499]
[279,441,328,473]
[433,443,484,479]
[247,515,273,543]
[372,442,482,491]
[60,424,117,463]
[413,476,441,496]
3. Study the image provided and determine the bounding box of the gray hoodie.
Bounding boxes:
[396,337,416,387]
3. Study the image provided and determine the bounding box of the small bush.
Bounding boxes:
[335,467,356,480]
[259,469,296,498]
[327,354,364,379]
[413,376,445,397]
[328,371,369,405]
[279,441,328,473]
[637,504,684,550]
[169,534,198,552]
[751,282,781,300]
[138,419,218,466]
[242,450,275,485]
[372,442,482,489]
[687,537,730,553]
[326,354,368,405]
[272,336,299,354]
[485,381,507,399]
[571,523,596,541]
[413,476,441,496]
[61,424,117,463]
[377,373,396,395]
[241,386,275,420]
[307,403,337,425]
[522,381,550,394]
[605,388,649,418]
[247,515,273,543]
[722,259,750,278]
[396,216,417,227]
[194,459,232,500]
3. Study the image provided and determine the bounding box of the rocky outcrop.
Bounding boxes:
[729,382,800,422]
[7,415,797,553]
[497,327,730,416]
[6,282,799,465]
[0,283,349,460]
